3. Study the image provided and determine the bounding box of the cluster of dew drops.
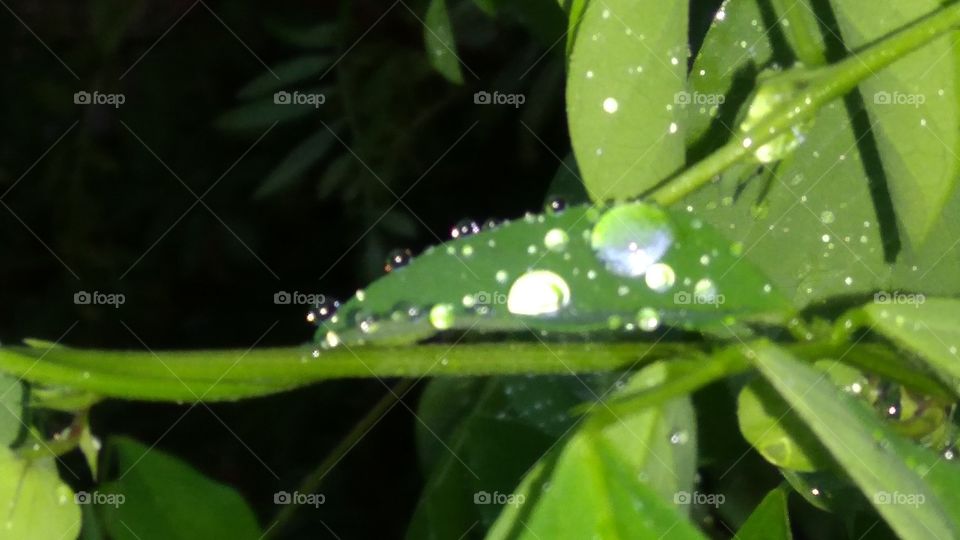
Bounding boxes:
[300,195,747,358]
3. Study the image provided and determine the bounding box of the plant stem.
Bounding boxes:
[0,342,686,402]
[649,1,960,206]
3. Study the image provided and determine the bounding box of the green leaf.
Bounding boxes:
[736,486,792,540]
[750,341,960,539]
[254,128,335,199]
[829,0,960,247]
[408,374,618,539]
[487,364,702,539]
[862,298,960,395]
[595,350,751,416]
[0,447,80,540]
[683,0,891,308]
[237,55,333,99]
[566,0,688,201]
[319,202,793,347]
[0,373,23,447]
[737,378,832,472]
[97,436,260,540]
[424,0,464,84]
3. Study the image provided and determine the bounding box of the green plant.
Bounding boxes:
[4,0,960,538]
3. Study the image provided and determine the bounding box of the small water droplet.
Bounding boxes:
[637,308,660,331]
[544,228,570,252]
[450,219,480,239]
[819,211,835,224]
[429,303,456,330]
[546,196,567,214]
[385,248,413,272]
[306,298,341,325]
[602,97,619,113]
[644,263,676,292]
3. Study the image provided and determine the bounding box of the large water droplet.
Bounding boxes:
[739,70,813,163]
[507,270,571,316]
[590,202,674,277]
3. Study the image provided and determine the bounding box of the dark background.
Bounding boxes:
[1,1,722,537]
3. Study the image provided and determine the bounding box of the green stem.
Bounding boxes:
[649,0,960,206]
[0,342,686,402]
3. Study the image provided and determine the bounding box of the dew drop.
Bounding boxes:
[644,263,676,292]
[544,228,570,252]
[602,97,619,113]
[590,202,674,278]
[819,211,835,224]
[507,270,571,316]
[450,219,480,239]
[429,303,456,330]
[306,298,341,325]
[495,270,509,284]
[637,307,660,331]
[384,248,413,272]
[546,196,567,214]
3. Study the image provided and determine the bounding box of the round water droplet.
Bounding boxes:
[637,308,660,331]
[483,218,502,230]
[602,97,619,113]
[644,263,676,292]
[694,278,718,302]
[819,211,835,224]
[384,248,413,272]
[429,303,456,330]
[325,331,341,348]
[543,228,569,252]
[507,270,571,316]
[546,196,567,214]
[495,270,509,284]
[450,219,480,239]
[590,202,674,278]
[669,430,689,445]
